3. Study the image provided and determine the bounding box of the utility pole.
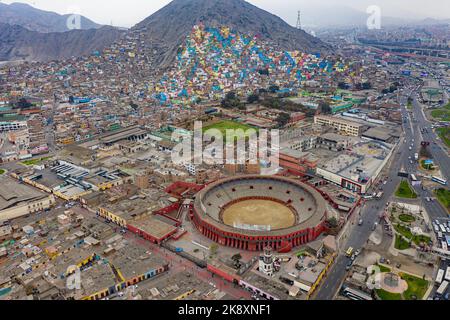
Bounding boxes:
[296,11,302,30]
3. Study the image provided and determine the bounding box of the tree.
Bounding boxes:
[209,244,218,256]
[247,93,260,104]
[258,88,268,95]
[17,98,33,108]
[328,217,338,228]
[362,82,372,90]
[231,253,242,261]
[130,101,138,109]
[231,253,242,269]
[258,68,269,76]
[338,82,349,90]
[268,85,280,93]
[319,101,332,114]
[276,112,290,128]
[221,91,241,109]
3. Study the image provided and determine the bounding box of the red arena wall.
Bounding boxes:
[190,175,328,251]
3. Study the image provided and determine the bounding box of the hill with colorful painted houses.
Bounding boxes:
[150,25,349,106]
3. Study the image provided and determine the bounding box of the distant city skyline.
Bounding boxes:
[2,0,449,28]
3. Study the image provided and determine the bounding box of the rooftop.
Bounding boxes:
[128,215,177,241]
[0,177,49,212]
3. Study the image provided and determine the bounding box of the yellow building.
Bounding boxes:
[0,177,56,221]
[314,115,365,137]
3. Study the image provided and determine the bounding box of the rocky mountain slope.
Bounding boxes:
[0,0,328,65]
[135,0,329,68]
[0,23,124,62]
[0,2,101,33]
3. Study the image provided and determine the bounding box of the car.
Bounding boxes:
[345,262,353,271]
[358,219,363,226]
[355,249,361,256]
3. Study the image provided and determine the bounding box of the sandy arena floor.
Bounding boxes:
[222,199,295,230]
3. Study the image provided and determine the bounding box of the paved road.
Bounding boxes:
[315,86,449,300]
[315,129,407,300]
[408,93,449,221]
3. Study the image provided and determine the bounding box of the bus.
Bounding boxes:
[436,269,445,284]
[445,267,450,282]
[341,286,373,301]
[432,176,448,186]
[346,247,354,257]
[436,281,448,296]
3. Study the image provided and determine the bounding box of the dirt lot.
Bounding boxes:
[222,199,295,230]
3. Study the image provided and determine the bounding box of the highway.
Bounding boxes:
[408,92,449,222]
[315,85,449,300]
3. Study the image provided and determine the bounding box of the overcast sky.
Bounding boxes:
[3,0,450,27]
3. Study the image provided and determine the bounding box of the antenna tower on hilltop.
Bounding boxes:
[296,11,302,30]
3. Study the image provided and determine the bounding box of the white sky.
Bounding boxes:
[2,0,449,27]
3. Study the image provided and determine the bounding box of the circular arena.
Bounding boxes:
[191,175,328,251]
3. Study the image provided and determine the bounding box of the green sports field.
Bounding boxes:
[202,120,258,139]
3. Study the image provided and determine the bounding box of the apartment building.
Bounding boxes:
[314,115,366,137]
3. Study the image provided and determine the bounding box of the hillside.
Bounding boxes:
[0,23,124,62]
[151,24,344,105]
[0,2,101,33]
[135,0,329,68]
